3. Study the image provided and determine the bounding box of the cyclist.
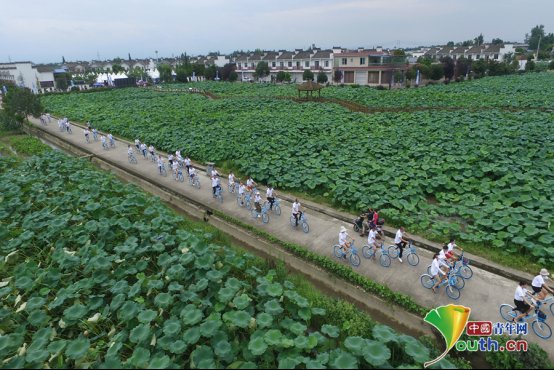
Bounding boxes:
[107,133,115,147]
[140,143,147,158]
[175,150,183,166]
[211,168,219,178]
[446,238,462,262]
[292,199,302,226]
[188,166,197,180]
[513,281,535,322]
[184,156,191,173]
[127,145,134,159]
[46,113,51,123]
[228,171,236,190]
[168,153,174,167]
[246,176,257,192]
[238,181,246,203]
[211,175,219,196]
[100,134,107,149]
[266,185,276,210]
[157,155,165,175]
[172,159,179,179]
[92,128,98,141]
[339,226,353,257]
[254,191,262,216]
[83,128,90,143]
[394,227,409,263]
[531,269,553,301]
[134,139,140,151]
[430,252,450,293]
[149,145,155,160]
[366,224,381,260]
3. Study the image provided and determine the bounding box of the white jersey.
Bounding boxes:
[514,286,528,301]
[430,258,447,277]
[211,169,219,177]
[135,139,140,146]
[108,134,113,140]
[100,136,106,143]
[189,167,196,176]
[149,146,154,153]
[140,143,147,151]
[532,275,546,288]
[438,250,448,262]
[175,150,181,158]
[185,158,191,166]
[239,184,245,195]
[266,188,274,198]
[247,178,254,187]
[211,177,218,187]
[157,158,164,167]
[367,230,377,245]
[254,194,262,203]
[168,154,174,161]
[84,129,90,135]
[447,242,457,252]
[172,161,178,170]
[229,174,235,184]
[394,229,403,244]
[127,147,133,155]
[292,202,300,214]
[339,231,348,246]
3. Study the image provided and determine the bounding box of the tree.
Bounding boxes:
[549,60,554,70]
[417,56,433,66]
[446,41,454,47]
[158,64,173,83]
[220,63,236,81]
[334,70,342,83]
[474,33,484,46]
[525,59,535,72]
[461,40,474,47]
[192,63,205,78]
[405,67,416,81]
[254,61,269,80]
[55,72,71,90]
[392,49,406,56]
[128,66,145,80]
[112,64,125,74]
[2,86,43,124]
[303,69,314,81]
[276,71,287,83]
[454,57,471,78]
[491,38,504,45]
[526,25,545,50]
[316,71,328,84]
[229,71,238,82]
[429,64,444,80]
[440,56,455,81]
[204,65,217,80]
[472,59,488,77]
[174,63,189,83]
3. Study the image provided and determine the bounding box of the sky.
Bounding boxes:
[1,0,553,64]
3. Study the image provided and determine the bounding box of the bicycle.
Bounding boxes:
[189,175,200,189]
[250,203,269,224]
[158,164,167,177]
[101,141,109,150]
[499,303,551,339]
[228,181,238,194]
[85,135,90,144]
[174,168,184,182]
[150,152,156,162]
[263,198,281,216]
[420,270,463,300]
[362,241,393,268]
[290,212,309,233]
[66,125,72,134]
[214,186,223,203]
[387,240,420,266]
[452,251,473,279]
[128,152,138,164]
[333,241,361,267]
[93,131,98,141]
[109,138,116,148]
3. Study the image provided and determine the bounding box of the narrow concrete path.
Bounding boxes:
[28,117,554,359]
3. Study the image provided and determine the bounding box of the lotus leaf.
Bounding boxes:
[25,297,46,311]
[321,324,340,338]
[256,312,273,328]
[63,304,87,321]
[65,336,90,360]
[373,324,398,343]
[248,336,268,356]
[128,347,150,367]
[169,340,187,354]
[163,318,181,337]
[264,299,283,315]
[363,339,390,366]
[330,350,358,369]
[200,320,222,337]
[181,305,204,326]
[27,309,50,327]
[223,310,251,328]
[47,340,67,355]
[118,301,139,322]
[400,335,430,363]
[266,283,283,297]
[232,294,252,310]
[191,345,215,369]
[147,353,171,369]
[264,329,283,346]
[130,324,151,344]
[183,326,202,345]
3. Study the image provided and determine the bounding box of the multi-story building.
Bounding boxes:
[333,48,407,85]
[423,44,521,62]
[0,62,54,92]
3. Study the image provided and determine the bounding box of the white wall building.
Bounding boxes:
[0,62,54,92]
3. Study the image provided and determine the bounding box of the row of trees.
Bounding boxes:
[1,86,43,130]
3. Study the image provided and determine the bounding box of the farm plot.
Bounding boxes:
[41,82,554,265]
[0,152,453,369]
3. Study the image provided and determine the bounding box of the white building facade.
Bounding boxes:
[0,62,54,92]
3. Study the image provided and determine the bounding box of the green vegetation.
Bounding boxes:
[42,73,554,267]
[0,150,460,369]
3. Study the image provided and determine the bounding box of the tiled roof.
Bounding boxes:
[466,46,484,54]
[261,52,279,61]
[293,50,312,59]
[312,49,332,58]
[451,46,467,54]
[277,51,294,59]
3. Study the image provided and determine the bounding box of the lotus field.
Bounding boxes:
[41,73,554,265]
[0,152,453,368]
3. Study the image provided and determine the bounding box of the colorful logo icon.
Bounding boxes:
[423,304,471,368]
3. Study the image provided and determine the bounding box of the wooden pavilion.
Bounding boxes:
[296,80,324,99]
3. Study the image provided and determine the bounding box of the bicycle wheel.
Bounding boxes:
[387,245,399,258]
[290,215,296,226]
[426,265,432,275]
[237,197,244,207]
[362,245,375,259]
[245,200,251,210]
[532,320,552,339]
[333,245,343,259]
[380,254,391,268]
[274,205,281,216]
[262,213,269,224]
[129,156,137,164]
[407,253,419,266]
[178,173,184,182]
[353,224,360,233]
[452,275,465,290]
[228,184,234,193]
[459,265,473,279]
[161,168,167,177]
[218,194,223,203]
[195,179,200,189]
[420,274,434,289]
[302,222,309,233]
[350,253,361,267]
[499,304,517,321]
[250,209,258,218]
[549,303,554,317]
[446,285,461,300]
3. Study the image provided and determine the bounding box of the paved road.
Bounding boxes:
[29,118,554,359]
